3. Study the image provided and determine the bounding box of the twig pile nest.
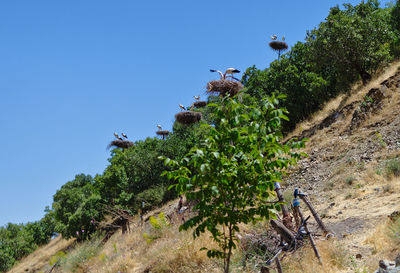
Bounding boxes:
[156,130,170,136]
[175,111,202,125]
[206,79,243,97]
[191,101,207,108]
[269,41,288,51]
[107,140,134,149]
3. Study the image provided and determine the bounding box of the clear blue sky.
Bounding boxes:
[0,0,392,226]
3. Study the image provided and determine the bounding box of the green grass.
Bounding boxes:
[385,158,400,177]
[388,218,400,245]
[345,176,356,185]
[59,238,102,272]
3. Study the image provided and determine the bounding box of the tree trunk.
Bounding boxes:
[359,68,371,85]
[225,224,233,273]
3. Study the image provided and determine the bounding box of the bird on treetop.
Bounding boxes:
[157,124,162,130]
[179,104,186,111]
[194,95,200,100]
[271,34,277,40]
[114,132,123,141]
[210,69,224,79]
[121,133,128,139]
[224,68,240,78]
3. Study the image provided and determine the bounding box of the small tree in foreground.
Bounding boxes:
[161,94,306,273]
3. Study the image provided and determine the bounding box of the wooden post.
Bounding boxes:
[270,219,295,243]
[297,190,330,235]
[291,204,300,230]
[276,257,283,273]
[260,266,270,273]
[293,198,322,265]
[274,182,294,230]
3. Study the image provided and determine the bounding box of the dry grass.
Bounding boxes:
[9,61,400,273]
[287,61,400,141]
[363,217,400,271]
[280,240,349,273]
[77,215,222,273]
[8,236,74,273]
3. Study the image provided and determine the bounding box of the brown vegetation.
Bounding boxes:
[175,111,202,125]
[206,79,243,97]
[107,140,134,149]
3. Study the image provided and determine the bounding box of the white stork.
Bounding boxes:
[224,68,240,81]
[157,124,162,130]
[210,69,224,79]
[271,34,277,40]
[194,95,200,101]
[179,104,186,111]
[121,133,128,139]
[114,132,123,141]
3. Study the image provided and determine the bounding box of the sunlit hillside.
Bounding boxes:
[9,61,400,273]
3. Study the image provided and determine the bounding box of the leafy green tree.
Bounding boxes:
[24,207,56,246]
[306,0,395,85]
[391,0,400,33]
[162,94,305,273]
[242,42,328,131]
[390,0,400,56]
[95,123,209,213]
[53,174,101,239]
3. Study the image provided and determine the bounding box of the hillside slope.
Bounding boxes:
[9,62,400,273]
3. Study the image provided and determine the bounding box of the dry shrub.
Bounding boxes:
[107,140,134,149]
[280,240,348,273]
[269,41,288,51]
[206,79,243,97]
[145,229,221,273]
[192,101,207,108]
[78,200,222,273]
[156,130,170,136]
[175,111,202,125]
[365,218,400,255]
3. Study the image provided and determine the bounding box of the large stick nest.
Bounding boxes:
[175,111,202,125]
[156,130,170,136]
[206,79,243,97]
[107,140,134,149]
[191,101,207,109]
[269,41,288,51]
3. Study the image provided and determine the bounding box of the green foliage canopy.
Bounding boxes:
[306,0,395,85]
[162,94,306,273]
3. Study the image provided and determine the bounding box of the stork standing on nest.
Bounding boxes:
[210,69,224,79]
[157,124,162,130]
[114,132,123,141]
[210,68,240,81]
[224,68,240,81]
[194,95,200,100]
[121,133,128,139]
[271,34,277,40]
[179,104,186,111]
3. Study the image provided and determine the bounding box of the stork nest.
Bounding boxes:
[269,41,288,51]
[175,111,202,125]
[206,79,243,97]
[107,140,134,149]
[191,101,207,108]
[156,130,170,136]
